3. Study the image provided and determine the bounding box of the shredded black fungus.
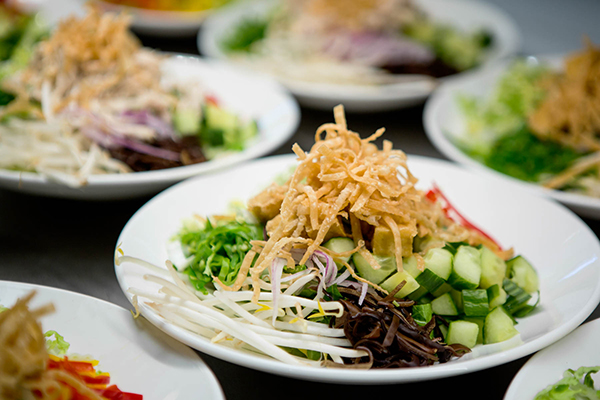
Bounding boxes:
[325,283,470,369]
[108,136,206,172]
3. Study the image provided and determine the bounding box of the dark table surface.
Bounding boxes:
[3,1,600,398]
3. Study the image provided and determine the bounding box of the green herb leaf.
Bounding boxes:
[325,284,344,301]
[44,330,70,356]
[178,217,263,294]
[221,18,268,53]
[534,366,600,400]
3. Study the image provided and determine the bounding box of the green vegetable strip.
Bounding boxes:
[534,366,600,400]
[44,330,70,356]
[179,219,263,294]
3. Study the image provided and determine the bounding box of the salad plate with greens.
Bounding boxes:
[425,45,600,218]
[0,8,299,199]
[505,318,600,400]
[0,280,225,400]
[198,0,519,111]
[115,106,600,384]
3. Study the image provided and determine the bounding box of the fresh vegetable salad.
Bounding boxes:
[456,41,600,198]
[0,292,142,400]
[220,0,492,86]
[0,7,257,187]
[120,105,540,368]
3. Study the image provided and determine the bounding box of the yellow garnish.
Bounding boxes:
[256,303,272,312]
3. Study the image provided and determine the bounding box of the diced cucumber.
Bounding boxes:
[448,246,481,290]
[479,246,507,289]
[487,284,507,309]
[423,248,453,280]
[323,237,354,265]
[447,320,480,348]
[173,107,201,135]
[439,324,449,340]
[502,278,531,313]
[204,103,238,133]
[416,293,434,304]
[463,316,484,344]
[450,289,464,313]
[239,120,258,142]
[352,252,396,285]
[507,256,539,294]
[408,286,429,301]
[431,292,458,316]
[412,303,433,326]
[462,289,489,317]
[416,268,445,294]
[402,255,422,278]
[380,270,420,298]
[484,306,518,344]
[432,282,452,298]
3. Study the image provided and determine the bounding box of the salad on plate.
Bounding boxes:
[0,7,257,187]
[119,105,540,369]
[454,40,600,198]
[0,291,142,400]
[219,0,493,86]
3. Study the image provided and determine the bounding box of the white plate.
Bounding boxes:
[94,1,216,36]
[115,154,600,384]
[423,54,600,219]
[0,280,224,400]
[0,55,299,200]
[198,0,520,112]
[504,318,600,400]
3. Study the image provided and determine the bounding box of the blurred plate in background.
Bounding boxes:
[504,318,600,400]
[424,54,600,219]
[199,0,520,112]
[0,55,300,200]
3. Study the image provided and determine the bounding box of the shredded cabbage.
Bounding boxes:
[44,330,70,356]
[534,366,600,400]
[457,60,549,156]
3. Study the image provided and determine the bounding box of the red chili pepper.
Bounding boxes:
[205,94,219,106]
[426,184,502,250]
[100,385,143,400]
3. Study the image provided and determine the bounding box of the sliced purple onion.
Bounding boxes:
[331,269,351,286]
[322,31,435,68]
[280,268,312,283]
[313,250,338,287]
[337,280,363,290]
[270,257,285,325]
[122,110,175,139]
[358,282,368,306]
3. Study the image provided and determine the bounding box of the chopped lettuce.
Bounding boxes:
[534,366,600,400]
[177,217,263,294]
[0,304,7,313]
[45,330,70,356]
[457,60,550,155]
[0,9,47,81]
[481,126,581,183]
[404,19,492,71]
[221,17,268,53]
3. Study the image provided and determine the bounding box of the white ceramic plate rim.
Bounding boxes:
[423,54,600,216]
[198,0,520,104]
[504,318,600,400]
[0,55,299,188]
[114,154,600,384]
[0,280,225,400]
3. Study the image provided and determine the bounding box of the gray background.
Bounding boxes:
[1,0,600,398]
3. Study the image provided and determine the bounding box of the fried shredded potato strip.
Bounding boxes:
[528,40,600,189]
[243,105,499,301]
[6,6,173,115]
